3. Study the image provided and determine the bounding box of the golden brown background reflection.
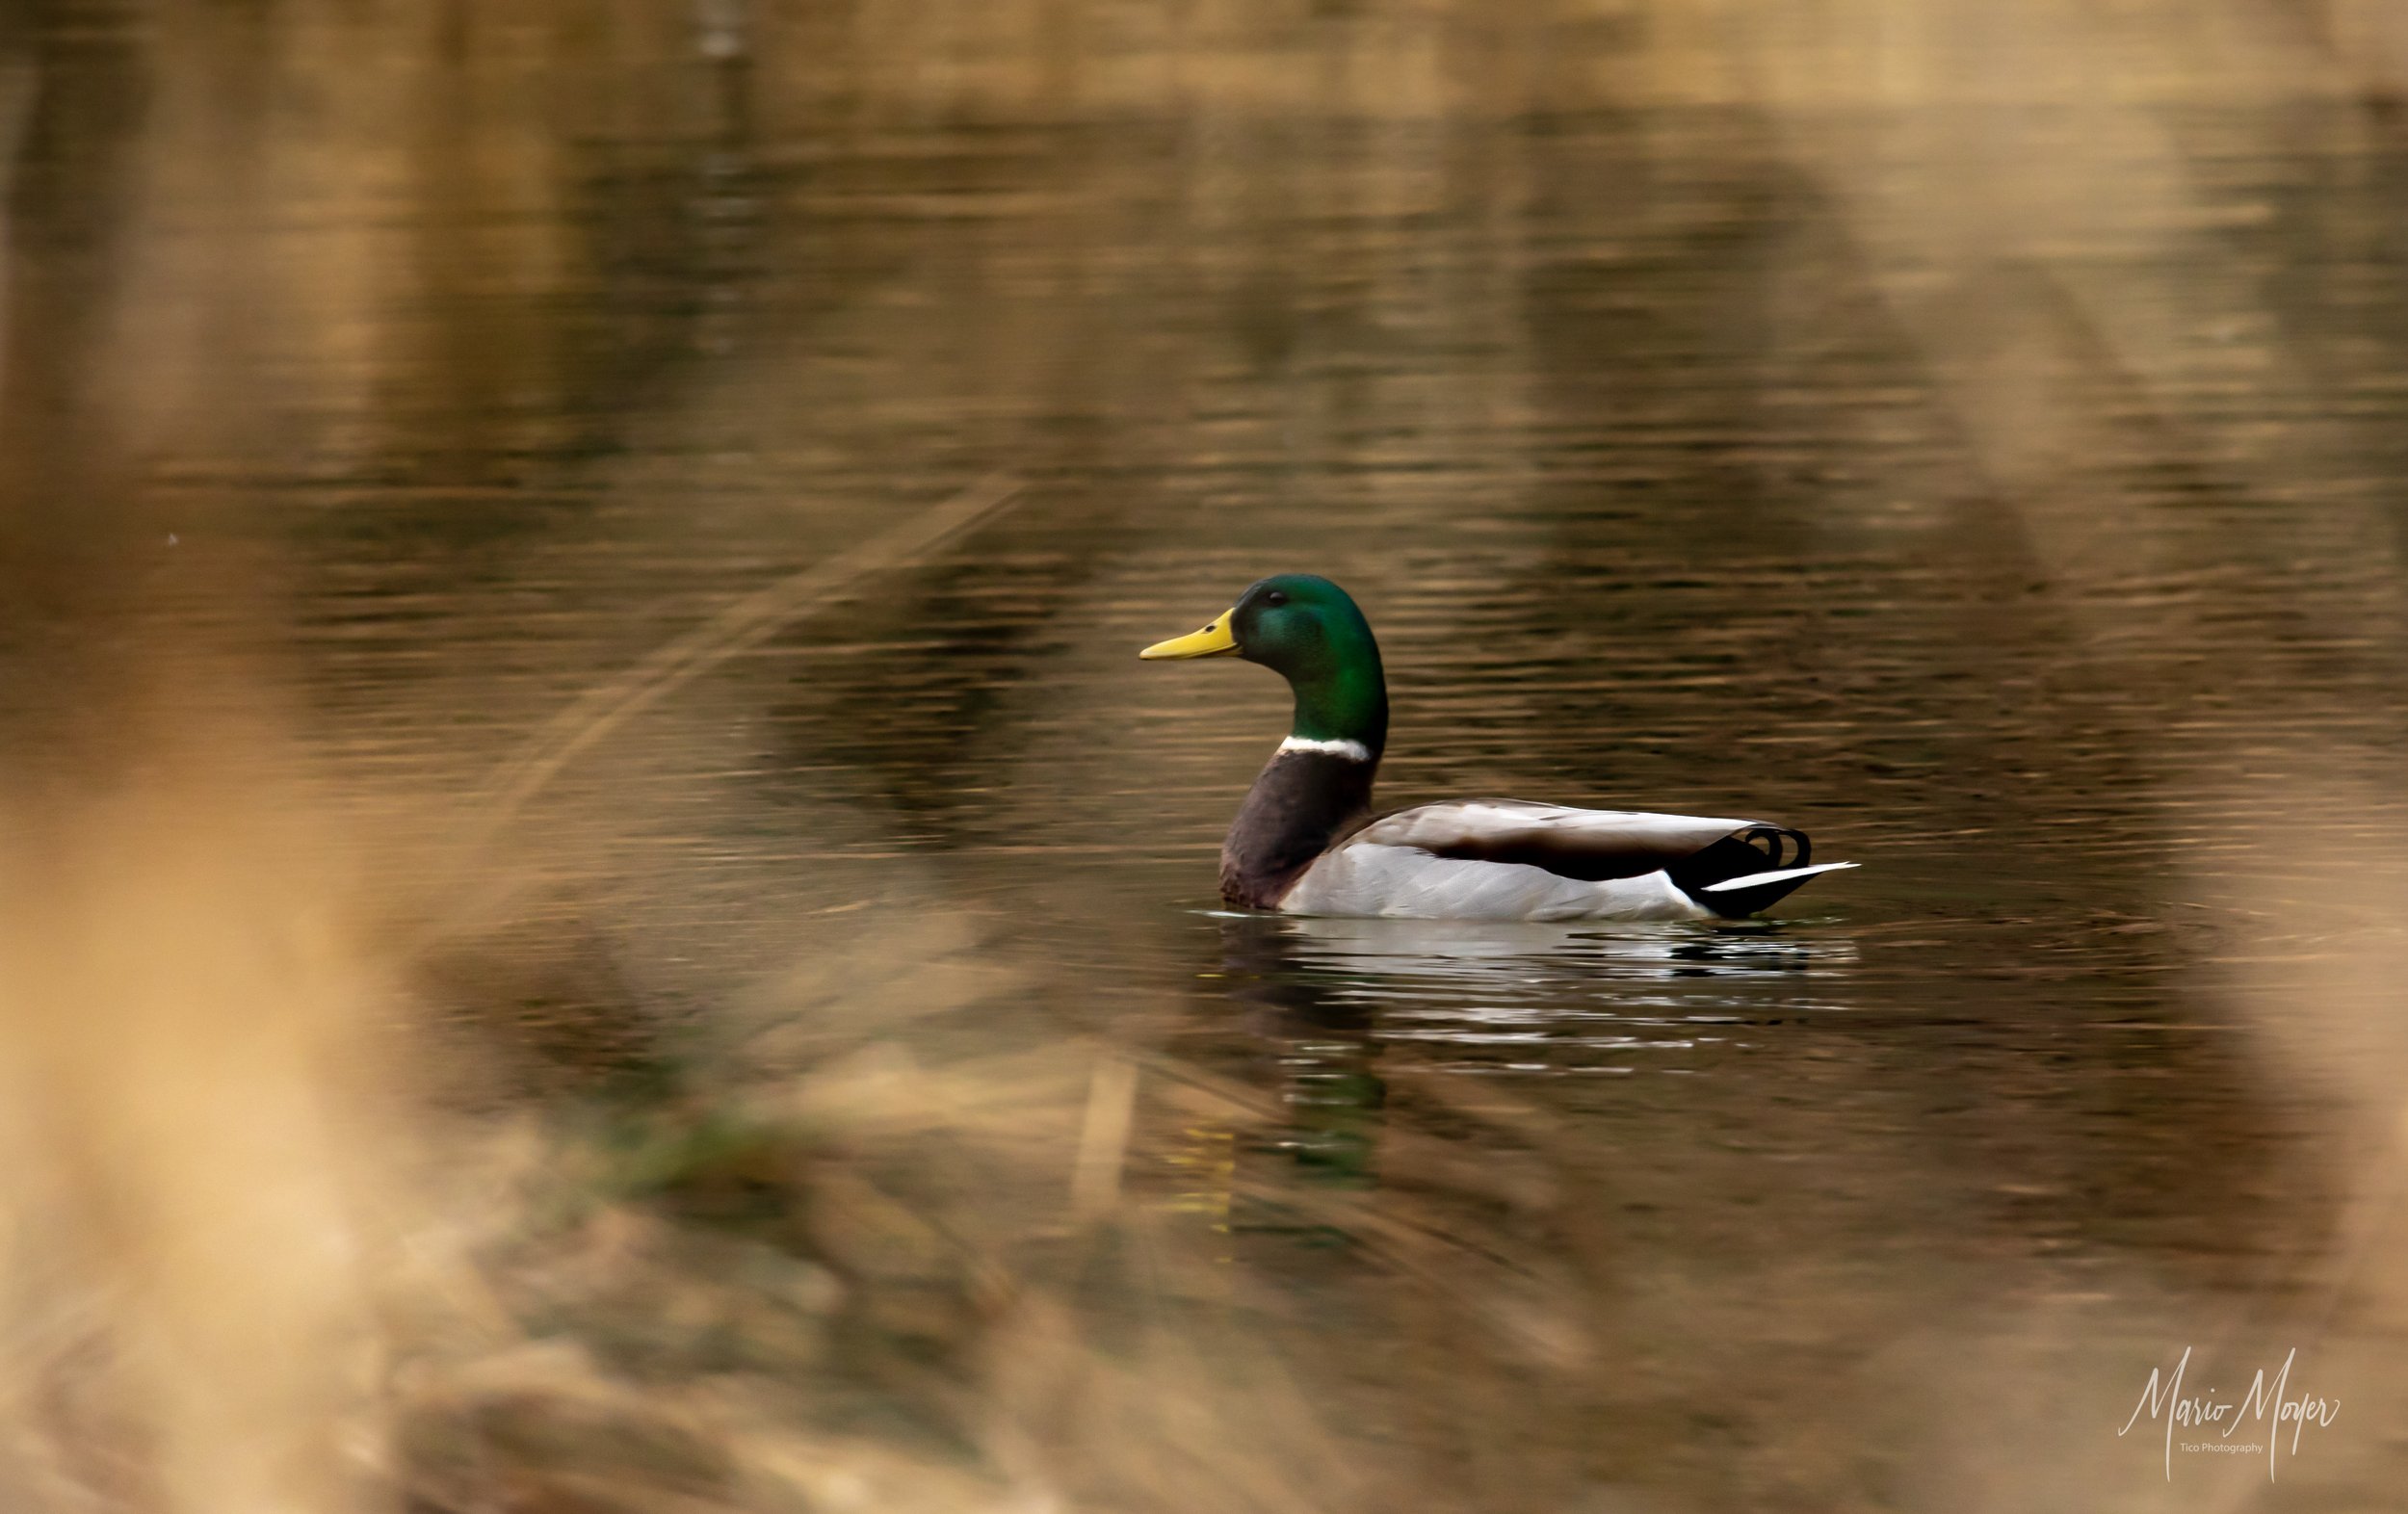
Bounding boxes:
[2,2,2406,1510]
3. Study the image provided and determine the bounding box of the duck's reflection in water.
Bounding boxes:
[1209,911,1858,1200]
[1236,913,1857,1060]
[1215,914,1386,1195]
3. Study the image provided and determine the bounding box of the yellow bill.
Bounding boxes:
[1139,609,1241,660]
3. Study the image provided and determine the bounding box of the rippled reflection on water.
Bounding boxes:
[1222,914,1855,1062]
[8,1,2408,1509]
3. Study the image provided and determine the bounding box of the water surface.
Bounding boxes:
[7,5,2408,1510]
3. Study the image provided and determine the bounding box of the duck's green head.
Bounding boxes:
[1139,574,1388,754]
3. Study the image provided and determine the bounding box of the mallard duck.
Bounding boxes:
[1140,574,1855,920]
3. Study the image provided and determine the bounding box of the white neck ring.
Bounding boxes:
[1278,735,1373,762]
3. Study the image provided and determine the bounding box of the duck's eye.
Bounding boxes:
[1262,589,1288,608]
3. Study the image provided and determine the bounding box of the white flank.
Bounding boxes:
[1353,800,1758,853]
[1280,847,1716,922]
[1699,861,1860,893]
[1278,735,1373,762]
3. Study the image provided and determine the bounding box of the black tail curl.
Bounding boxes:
[1665,824,1816,918]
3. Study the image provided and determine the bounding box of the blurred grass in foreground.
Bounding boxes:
[0,638,1366,1513]
[5,1,2408,1511]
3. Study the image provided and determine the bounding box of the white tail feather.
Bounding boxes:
[1699,860,1859,894]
